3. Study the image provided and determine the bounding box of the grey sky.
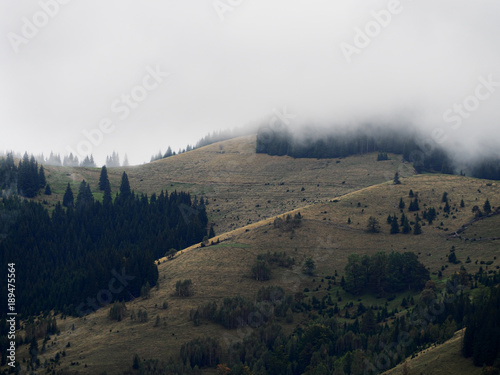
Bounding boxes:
[1,0,499,165]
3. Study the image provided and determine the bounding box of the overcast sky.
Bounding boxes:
[1,0,499,165]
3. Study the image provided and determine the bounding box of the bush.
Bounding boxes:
[109,301,126,321]
[302,257,316,276]
[252,260,271,281]
[175,279,193,297]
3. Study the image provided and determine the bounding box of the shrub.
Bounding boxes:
[175,279,193,297]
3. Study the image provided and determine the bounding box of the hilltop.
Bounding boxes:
[37,135,413,234]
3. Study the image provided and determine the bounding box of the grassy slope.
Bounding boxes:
[382,329,482,375]
[11,170,499,374]
[38,135,414,234]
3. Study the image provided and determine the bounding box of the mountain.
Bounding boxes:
[2,136,500,374]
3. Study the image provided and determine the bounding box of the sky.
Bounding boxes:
[1,0,499,166]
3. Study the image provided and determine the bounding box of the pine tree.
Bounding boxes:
[484,199,492,214]
[98,166,110,191]
[44,184,52,195]
[62,183,74,208]
[399,198,405,210]
[393,172,401,185]
[443,201,450,213]
[208,225,215,239]
[119,172,131,200]
[390,216,400,234]
[413,216,422,235]
[103,181,112,206]
[460,199,465,208]
[402,218,412,234]
[38,165,46,189]
[366,217,381,233]
[76,180,93,210]
[442,192,448,203]
[409,189,414,197]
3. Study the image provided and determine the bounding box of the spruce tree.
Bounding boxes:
[393,172,401,185]
[208,225,215,239]
[442,192,448,203]
[38,165,46,189]
[98,166,110,191]
[44,184,52,195]
[483,199,492,214]
[402,218,412,234]
[444,201,450,213]
[103,182,112,206]
[62,183,74,208]
[119,171,131,200]
[366,217,381,233]
[390,215,400,234]
[399,198,405,210]
[76,180,93,210]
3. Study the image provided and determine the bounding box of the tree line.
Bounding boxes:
[343,252,430,296]
[0,152,47,198]
[256,124,500,179]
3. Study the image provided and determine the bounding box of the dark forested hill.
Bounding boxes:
[0,172,209,317]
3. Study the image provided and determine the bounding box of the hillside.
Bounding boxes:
[382,329,482,375]
[38,135,414,234]
[11,172,500,374]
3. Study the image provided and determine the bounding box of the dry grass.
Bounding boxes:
[383,329,482,375]
[38,135,414,234]
[11,141,500,375]
[12,173,499,374]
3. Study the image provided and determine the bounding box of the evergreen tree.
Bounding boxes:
[402,218,411,234]
[98,166,110,191]
[399,198,405,210]
[103,181,112,206]
[390,215,400,234]
[460,199,465,208]
[303,257,316,276]
[409,189,414,197]
[366,217,381,233]
[444,201,451,213]
[62,183,74,208]
[393,172,401,185]
[484,199,492,214]
[119,171,131,200]
[413,217,422,235]
[44,184,52,195]
[38,165,46,189]
[442,192,448,203]
[164,146,173,158]
[208,225,215,239]
[75,180,93,210]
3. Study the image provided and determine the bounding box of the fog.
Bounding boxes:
[1,0,499,165]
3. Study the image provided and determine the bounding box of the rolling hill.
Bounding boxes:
[38,135,415,235]
[3,136,500,374]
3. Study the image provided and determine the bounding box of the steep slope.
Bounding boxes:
[13,173,500,374]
